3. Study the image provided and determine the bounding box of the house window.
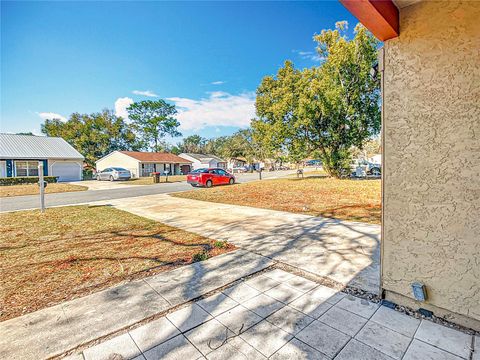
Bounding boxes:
[15,161,39,177]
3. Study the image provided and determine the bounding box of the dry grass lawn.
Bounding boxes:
[0,183,87,198]
[174,174,381,224]
[0,205,233,320]
[125,175,186,185]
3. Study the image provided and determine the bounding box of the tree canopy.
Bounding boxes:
[127,100,181,152]
[253,22,381,177]
[41,110,140,167]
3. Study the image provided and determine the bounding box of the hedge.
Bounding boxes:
[0,176,59,186]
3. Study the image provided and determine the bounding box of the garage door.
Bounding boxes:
[51,162,81,181]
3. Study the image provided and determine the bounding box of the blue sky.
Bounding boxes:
[1,1,357,142]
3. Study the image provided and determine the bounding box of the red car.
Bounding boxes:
[187,168,236,188]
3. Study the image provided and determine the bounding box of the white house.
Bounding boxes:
[0,133,84,181]
[96,151,193,178]
[179,153,227,170]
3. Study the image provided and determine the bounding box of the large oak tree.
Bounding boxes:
[253,22,380,177]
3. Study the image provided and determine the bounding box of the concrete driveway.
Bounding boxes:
[68,180,141,190]
[99,194,381,294]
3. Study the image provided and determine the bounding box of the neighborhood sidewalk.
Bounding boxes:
[0,250,273,360]
[100,194,381,294]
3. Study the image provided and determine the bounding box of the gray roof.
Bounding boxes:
[0,134,84,160]
[182,153,226,162]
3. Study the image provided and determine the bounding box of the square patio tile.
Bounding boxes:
[403,339,465,360]
[166,303,212,332]
[270,338,329,360]
[185,318,233,355]
[266,306,314,335]
[206,337,266,360]
[215,305,263,335]
[129,316,180,352]
[295,320,351,358]
[265,284,304,304]
[370,306,420,337]
[284,276,318,293]
[242,294,284,318]
[197,293,238,317]
[289,292,333,319]
[336,339,395,360]
[308,285,346,305]
[222,283,260,303]
[240,320,293,357]
[474,336,480,360]
[414,320,472,359]
[319,306,368,336]
[143,334,203,360]
[355,321,411,360]
[83,333,141,360]
[262,269,295,282]
[245,274,280,292]
[336,295,379,319]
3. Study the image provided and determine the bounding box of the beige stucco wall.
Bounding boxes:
[96,151,140,177]
[382,0,480,328]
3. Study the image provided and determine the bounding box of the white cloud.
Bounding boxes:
[132,90,158,97]
[37,112,67,122]
[293,49,324,62]
[115,97,134,119]
[211,81,225,85]
[167,91,255,131]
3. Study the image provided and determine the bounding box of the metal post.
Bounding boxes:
[38,162,45,213]
[259,169,262,180]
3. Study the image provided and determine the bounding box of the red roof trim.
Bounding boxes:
[339,0,399,41]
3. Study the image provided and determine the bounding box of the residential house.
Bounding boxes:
[227,157,247,171]
[179,153,227,170]
[0,133,84,181]
[96,151,193,178]
[342,0,479,329]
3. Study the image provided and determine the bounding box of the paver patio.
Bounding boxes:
[0,250,273,360]
[65,268,477,360]
[97,193,381,293]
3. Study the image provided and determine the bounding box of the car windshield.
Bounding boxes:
[112,167,127,171]
[191,168,209,173]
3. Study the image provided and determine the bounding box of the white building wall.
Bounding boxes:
[96,151,140,178]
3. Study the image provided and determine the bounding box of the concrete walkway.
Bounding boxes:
[99,194,381,294]
[67,268,477,360]
[0,250,273,360]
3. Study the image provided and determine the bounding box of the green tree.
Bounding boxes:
[175,135,207,153]
[41,110,140,167]
[127,100,181,152]
[253,22,380,177]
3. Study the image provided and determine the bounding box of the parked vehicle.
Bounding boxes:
[187,168,235,188]
[230,166,248,173]
[350,159,381,177]
[96,167,131,181]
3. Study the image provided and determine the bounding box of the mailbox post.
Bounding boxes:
[38,162,45,213]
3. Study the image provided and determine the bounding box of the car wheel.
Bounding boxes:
[96,175,101,181]
[229,178,235,185]
[371,168,381,176]
[205,180,213,188]
[109,175,114,182]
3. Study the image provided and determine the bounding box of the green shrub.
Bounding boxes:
[0,176,58,186]
[213,240,228,249]
[193,251,209,262]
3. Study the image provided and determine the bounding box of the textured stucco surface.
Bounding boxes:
[382,0,480,325]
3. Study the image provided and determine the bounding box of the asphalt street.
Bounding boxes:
[0,170,295,212]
